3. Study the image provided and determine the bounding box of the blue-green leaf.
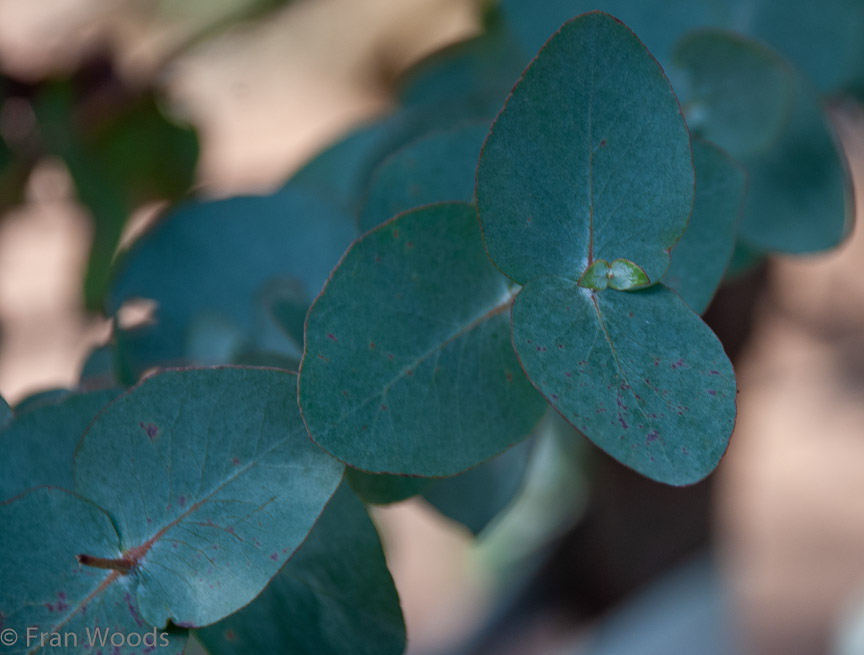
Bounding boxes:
[0,487,187,655]
[500,0,733,73]
[664,139,746,314]
[347,438,535,535]
[421,436,534,535]
[0,389,119,500]
[673,30,796,157]
[73,367,344,628]
[735,70,853,253]
[476,12,694,286]
[195,483,405,655]
[108,186,356,377]
[511,281,736,485]
[300,203,547,476]
[359,123,488,232]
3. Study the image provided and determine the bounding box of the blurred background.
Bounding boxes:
[1,1,863,654]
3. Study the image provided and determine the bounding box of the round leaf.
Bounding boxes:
[359,123,488,232]
[673,30,796,157]
[74,367,345,628]
[299,202,547,476]
[512,279,736,485]
[476,12,694,286]
[0,487,186,655]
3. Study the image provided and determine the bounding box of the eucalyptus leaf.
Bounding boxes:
[347,436,534,534]
[346,469,432,505]
[0,487,187,655]
[0,388,119,500]
[476,12,694,286]
[196,482,405,655]
[734,70,853,253]
[397,14,528,123]
[500,0,733,73]
[511,281,736,485]
[300,202,547,476]
[673,30,795,157]
[422,436,534,535]
[74,367,345,628]
[109,186,356,377]
[359,123,488,232]
[664,139,746,314]
[289,112,426,215]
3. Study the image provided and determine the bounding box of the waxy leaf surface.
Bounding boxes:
[512,281,735,485]
[359,124,488,232]
[196,483,405,655]
[663,139,745,314]
[476,12,694,286]
[0,488,187,654]
[735,68,853,253]
[347,437,535,535]
[673,30,795,157]
[109,186,356,376]
[300,203,547,476]
[0,389,119,500]
[74,367,345,627]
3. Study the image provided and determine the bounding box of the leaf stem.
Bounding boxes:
[76,553,135,574]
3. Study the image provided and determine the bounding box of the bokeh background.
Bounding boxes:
[1,1,864,654]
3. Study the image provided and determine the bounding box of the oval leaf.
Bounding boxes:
[300,202,547,476]
[0,488,187,654]
[512,279,736,485]
[108,186,357,376]
[476,12,694,286]
[663,139,746,314]
[359,123,488,232]
[73,367,344,628]
[196,482,405,655]
[673,29,796,157]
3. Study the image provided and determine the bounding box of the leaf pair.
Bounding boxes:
[300,13,738,485]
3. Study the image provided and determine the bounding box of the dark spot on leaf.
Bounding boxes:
[380,404,388,410]
[407,241,414,248]
[506,371,513,382]
[558,344,564,349]
[178,496,186,507]
[709,370,720,375]
[139,422,159,440]
[670,358,685,369]
[707,389,716,396]
[327,333,338,342]
[317,354,329,363]
[565,371,572,377]
[232,457,240,466]
[646,431,659,444]
[551,394,558,400]
[387,353,394,360]
[269,553,279,561]
[599,139,607,147]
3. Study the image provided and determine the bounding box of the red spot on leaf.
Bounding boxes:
[232,457,240,466]
[369,341,376,349]
[327,333,338,342]
[393,229,399,238]
[407,241,414,248]
[225,629,236,642]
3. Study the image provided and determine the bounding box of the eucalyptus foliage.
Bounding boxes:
[1,4,858,653]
